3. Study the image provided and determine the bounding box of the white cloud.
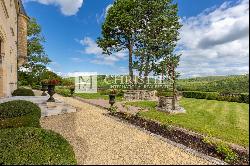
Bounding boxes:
[96,4,113,24]
[105,4,113,17]
[178,0,249,78]
[79,37,127,65]
[23,0,84,16]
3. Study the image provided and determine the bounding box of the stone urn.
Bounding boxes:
[109,94,116,106]
[41,84,48,96]
[47,85,56,102]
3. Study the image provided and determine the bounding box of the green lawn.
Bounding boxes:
[126,98,249,147]
[75,93,123,101]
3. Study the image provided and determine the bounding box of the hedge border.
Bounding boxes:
[182,91,249,104]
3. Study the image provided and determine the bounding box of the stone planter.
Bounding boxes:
[47,85,56,102]
[158,96,173,108]
[109,94,116,106]
[157,96,186,114]
[41,84,48,96]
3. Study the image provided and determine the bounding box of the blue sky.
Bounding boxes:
[23,0,249,78]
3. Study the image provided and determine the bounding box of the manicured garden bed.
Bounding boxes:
[125,98,249,148]
[0,127,76,165]
[109,111,249,165]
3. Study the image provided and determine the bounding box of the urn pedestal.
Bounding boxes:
[47,85,55,102]
[109,94,116,106]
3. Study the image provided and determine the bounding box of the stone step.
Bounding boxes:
[0,96,77,117]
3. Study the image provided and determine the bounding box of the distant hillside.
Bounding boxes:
[177,74,249,93]
[62,74,249,94]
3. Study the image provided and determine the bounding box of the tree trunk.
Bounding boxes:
[172,64,176,110]
[128,42,134,84]
[162,63,164,84]
[139,53,145,84]
[144,54,150,84]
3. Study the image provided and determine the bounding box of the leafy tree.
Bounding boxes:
[134,0,181,84]
[18,18,51,86]
[97,0,140,83]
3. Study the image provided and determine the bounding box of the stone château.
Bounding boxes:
[0,0,29,97]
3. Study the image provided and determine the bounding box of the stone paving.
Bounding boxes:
[0,93,76,117]
[41,94,222,165]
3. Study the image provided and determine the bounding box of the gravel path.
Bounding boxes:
[41,94,215,165]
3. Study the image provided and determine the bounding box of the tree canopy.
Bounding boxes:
[18,18,58,86]
[98,0,182,85]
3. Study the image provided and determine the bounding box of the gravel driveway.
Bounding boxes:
[41,95,216,165]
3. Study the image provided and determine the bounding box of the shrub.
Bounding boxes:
[31,84,42,90]
[0,100,41,129]
[12,88,35,96]
[99,89,124,97]
[182,91,249,103]
[56,88,71,97]
[99,89,110,95]
[0,127,77,165]
[216,143,238,163]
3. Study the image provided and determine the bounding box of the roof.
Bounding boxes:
[17,0,28,17]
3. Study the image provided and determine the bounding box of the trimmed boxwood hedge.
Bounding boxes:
[0,127,77,165]
[12,88,35,96]
[182,91,249,104]
[0,100,41,129]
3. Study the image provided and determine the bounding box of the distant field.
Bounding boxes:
[126,98,249,147]
[177,75,249,93]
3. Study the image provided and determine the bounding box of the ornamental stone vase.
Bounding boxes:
[47,85,56,102]
[41,84,48,96]
[109,94,116,106]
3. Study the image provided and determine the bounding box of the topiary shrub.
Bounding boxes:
[0,127,77,165]
[12,88,35,96]
[0,100,41,129]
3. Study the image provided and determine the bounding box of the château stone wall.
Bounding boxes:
[0,0,28,97]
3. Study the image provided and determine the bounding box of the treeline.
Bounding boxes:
[177,75,249,94]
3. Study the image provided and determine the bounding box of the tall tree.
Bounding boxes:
[135,0,181,84]
[18,18,51,86]
[97,0,140,83]
[135,0,182,109]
